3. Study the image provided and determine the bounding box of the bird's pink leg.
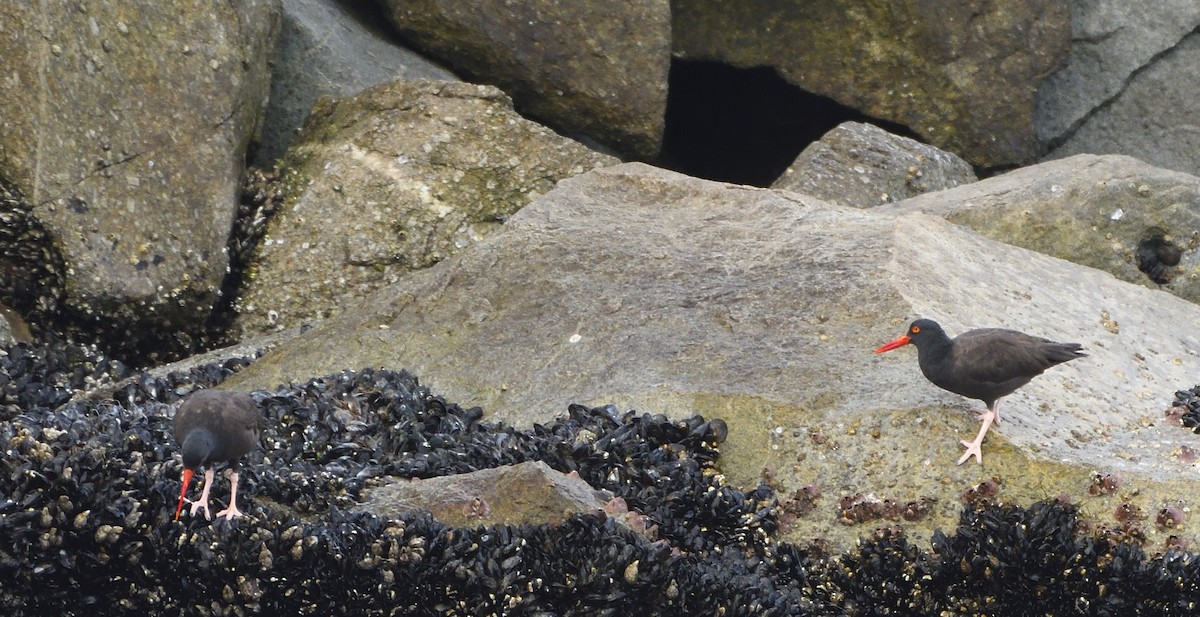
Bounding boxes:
[215,469,245,520]
[187,468,215,520]
[957,405,996,465]
[973,400,1001,426]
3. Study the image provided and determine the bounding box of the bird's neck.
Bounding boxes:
[915,332,955,374]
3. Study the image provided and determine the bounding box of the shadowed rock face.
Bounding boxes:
[0,1,279,360]
[1035,1,1200,175]
[255,0,460,163]
[376,0,670,159]
[672,0,1070,168]
[1045,35,1200,176]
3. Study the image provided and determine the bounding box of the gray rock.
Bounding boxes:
[78,327,301,405]
[359,461,617,529]
[255,0,459,164]
[1044,33,1200,177]
[772,122,977,208]
[672,0,1070,167]
[227,162,1200,551]
[0,1,279,352]
[234,80,617,337]
[378,0,669,159]
[885,154,1200,304]
[0,309,16,350]
[1035,0,1200,147]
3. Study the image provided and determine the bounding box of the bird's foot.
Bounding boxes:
[214,469,246,521]
[956,409,995,466]
[187,498,212,520]
[957,439,984,465]
[215,503,244,521]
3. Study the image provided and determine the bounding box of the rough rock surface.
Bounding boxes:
[227,162,1200,551]
[378,0,670,158]
[255,0,459,163]
[361,461,614,528]
[885,154,1200,303]
[772,122,977,208]
[672,0,1069,167]
[1035,0,1200,154]
[1045,34,1200,177]
[0,1,279,356]
[235,80,617,337]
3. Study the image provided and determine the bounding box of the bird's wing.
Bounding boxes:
[225,398,263,437]
[954,329,1058,384]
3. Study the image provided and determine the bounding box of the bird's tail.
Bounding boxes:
[1047,343,1086,363]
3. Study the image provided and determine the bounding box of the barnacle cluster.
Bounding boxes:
[836,493,933,525]
[1089,472,1125,496]
[1,339,1199,615]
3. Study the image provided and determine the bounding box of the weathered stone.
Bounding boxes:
[226,162,1200,550]
[378,0,670,158]
[772,121,976,208]
[256,0,459,163]
[234,80,617,337]
[0,305,18,349]
[885,154,1200,304]
[672,0,1070,167]
[1045,34,1200,177]
[1035,0,1200,148]
[0,1,279,355]
[360,461,612,528]
[78,327,298,404]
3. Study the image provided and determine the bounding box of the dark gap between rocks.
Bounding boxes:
[660,59,917,187]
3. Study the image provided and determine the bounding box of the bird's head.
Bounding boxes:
[175,430,216,521]
[180,429,217,469]
[875,318,944,353]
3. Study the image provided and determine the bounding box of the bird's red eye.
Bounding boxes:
[911,325,921,334]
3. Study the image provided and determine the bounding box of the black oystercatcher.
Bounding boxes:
[875,319,1085,465]
[173,389,261,521]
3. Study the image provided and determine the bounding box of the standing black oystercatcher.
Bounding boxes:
[875,319,1085,465]
[173,389,261,521]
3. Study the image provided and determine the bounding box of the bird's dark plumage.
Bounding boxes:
[173,389,260,521]
[876,318,1085,464]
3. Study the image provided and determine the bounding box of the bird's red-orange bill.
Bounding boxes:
[875,334,911,354]
[175,468,194,521]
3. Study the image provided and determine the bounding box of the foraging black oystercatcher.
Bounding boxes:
[875,319,1085,465]
[173,389,261,521]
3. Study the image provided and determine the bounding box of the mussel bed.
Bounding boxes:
[1,339,1198,615]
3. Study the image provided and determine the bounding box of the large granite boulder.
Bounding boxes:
[226,162,1200,551]
[377,0,670,159]
[1044,34,1200,177]
[360,461,617,529]
[884,154,1200,304]
[255,0,459,163]
[772,121,977,208]
[0,1,279,356]
[672,0,1070,167]
[1036,2,1200,175]
[234,80,618,337]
